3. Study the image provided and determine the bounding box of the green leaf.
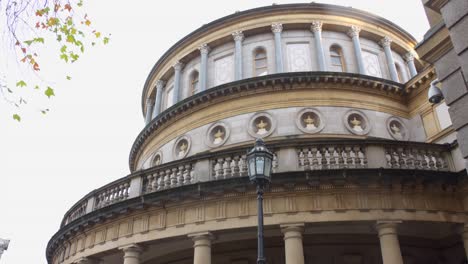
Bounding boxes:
[34,85,40,89]
[57,34,62,42]
[13,114,21,122]
[70,53,79,62]
[103,37,109,45]
[45,87,55,98]
[16,80,27,87]
[60,45,67,53]
[66,76,72,80]
[24,40,33,46]
[33,37,45,43]
[60,53,68,62]
[41,109,50,115]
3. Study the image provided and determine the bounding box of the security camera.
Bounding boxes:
[428,79,444,104]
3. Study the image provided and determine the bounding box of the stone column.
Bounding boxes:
[152,80,165,118]
[271,23,284,73]
[120,244,143,264]
[311,21,326,71]
[347,25,366,75]
[404,52,418,78]
[173,61,184,105]
[379,36,399,82]
[199,44,210,92]
[281,223,305,264]
[144,98,154,125]
[232,31,244,80]
[188,232,213,264]
[376,221,403,264]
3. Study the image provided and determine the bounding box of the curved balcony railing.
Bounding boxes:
[61,138,456,227]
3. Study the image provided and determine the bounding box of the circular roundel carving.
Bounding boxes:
[247,112,276,138]
[386,116,409,140]
[152,151,163,166]
[173,135,191,159]
[205,122,230,148]
[343,110,371,135]
[296,108,325,134]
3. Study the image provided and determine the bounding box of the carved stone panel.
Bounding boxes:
[214,54,234,86]
[287,43,312,72]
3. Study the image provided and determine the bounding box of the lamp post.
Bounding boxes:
[0,238,10,260]
[247,139,273,264]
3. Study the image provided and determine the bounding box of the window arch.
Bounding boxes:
[395,63,405,83]
[253,47,268,76]
[329,45,345,72]
[189,70,199,95]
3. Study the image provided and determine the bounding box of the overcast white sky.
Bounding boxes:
[0,1,429,263]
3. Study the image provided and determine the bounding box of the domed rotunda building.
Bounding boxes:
[47,3,468,264]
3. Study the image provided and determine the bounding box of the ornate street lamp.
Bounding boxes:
[247,138,273,264]
[0,238,10,260]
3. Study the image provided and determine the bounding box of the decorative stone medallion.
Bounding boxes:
[247,112,276,138]
[173,135,191,159]
[386,116,409,140]
[152,151,163,166]
[296,108,325,134]
[205,122,230,148]
[343,110,371,135]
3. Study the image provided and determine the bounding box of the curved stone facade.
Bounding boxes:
[47,3,468,264]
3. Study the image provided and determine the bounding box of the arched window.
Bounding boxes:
[395,63,405,83]
[329,45,345,72]
[254,48,268,76]
[190,71,199,95]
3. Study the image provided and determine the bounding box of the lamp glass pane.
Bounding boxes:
[264,157,272,177]
[256,156,265,175]
[249,157,256,176]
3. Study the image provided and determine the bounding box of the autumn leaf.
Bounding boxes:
[33,63,40,71]
[16,80,27,87]
[84,20,91,26]
[45,87,55,98]
[64,4,72,11]
[13,114,21,122]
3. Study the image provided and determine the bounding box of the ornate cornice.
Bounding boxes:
[271,23,283,33]
[131,72,405,172]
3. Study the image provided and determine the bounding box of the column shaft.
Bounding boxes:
[281,224,305,264]
[144,98,154,124]
[311,21,326,71]
[233,31,244,80]
[173,61,183,105]
[199,44,210,91]
[347,26,366,74]
[376,221,403,264]
[189,232,213,264]
[272,23,284,73]
[404,52,418,78]
[152,80,164,118]
[380,37,399,82]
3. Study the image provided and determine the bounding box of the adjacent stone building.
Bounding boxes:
[47,3,468,264]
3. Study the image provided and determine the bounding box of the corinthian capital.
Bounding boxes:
[155,80,165,90]
[347,25,361,38]
[379,36,392,48]
[232,31,244,42]
[311,20,323,33]
[403,52,415,62]
[271,23,283,33]
[198,43,210,55]
[173,61,184,71]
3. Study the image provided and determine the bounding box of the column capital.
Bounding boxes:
[188,231,214,241]
[347,25,361,38]
[376,220,402,237]
[199,43,210,55]
[155,80,165,89]
[379,36,393,48]
[232,31,244,42]
[281,223,304,240]
[74,257,99,264]
[271,22,283,33]
[119,243,143,254]
[173,61,184,71]
[403,52,415,62]
[311,20,323,33]
[146,97,154,105]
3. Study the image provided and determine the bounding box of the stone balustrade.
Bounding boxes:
[60,139,455,228]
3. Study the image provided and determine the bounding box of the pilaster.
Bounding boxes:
[152,80,165,118]
[232,31,244,81]
[311,21,326,71]
[271,23,284,73]
[199,44,210,92]
[379,36,399,82]
[347,25,366,74]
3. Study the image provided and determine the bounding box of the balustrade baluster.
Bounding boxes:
[337,147,345,168]
[353,146,361,168]
[299,149,305,168]
[214,158,223,179]
[184,164,192,184]
[427,150,435,169]
[311,147,319,170]
[272,153,278,173]
[397,147,406,169]
[420,149,428,169]
[241,155,248,176]
[345,146,353,168]
[123,183,130,198]
[170,168,178,187]
[306,149,312,170]
[329,147,337,169]
[146,174,153,193]
[177,165,185,185]
[231,156,239,177]
[151,172,158,191]
[223,157,232,178]
[406,148,415,169]
[164,169,171,188]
